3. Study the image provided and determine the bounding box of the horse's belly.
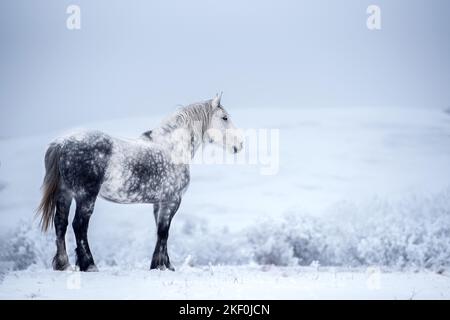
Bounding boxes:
[99,170,161,204]
[99,180,159,204]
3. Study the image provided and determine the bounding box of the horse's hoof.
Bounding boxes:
[151,253,175,271]
[150,265,175,271]
[85,264,99,272]
[150,260,175,271]
[53,263,72,271]
[52,255,71,271]
[150,263,163,271]
[77,261,98,272]
[166,263,175,271]
[75,254,98,272]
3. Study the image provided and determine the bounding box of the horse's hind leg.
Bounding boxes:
[150,198,181,271]
[53,190,72,271]
[73,195,98,272]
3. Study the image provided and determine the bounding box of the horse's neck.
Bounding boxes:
[148,103,212,158]
[151,122,204,159]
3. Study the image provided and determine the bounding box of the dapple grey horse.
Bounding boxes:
[37,94,244,271]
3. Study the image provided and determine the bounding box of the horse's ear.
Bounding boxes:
[212,92,222,108]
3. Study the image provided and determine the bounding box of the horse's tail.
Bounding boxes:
[36,142,62,232]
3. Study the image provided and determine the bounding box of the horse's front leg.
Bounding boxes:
[150,198,181,271]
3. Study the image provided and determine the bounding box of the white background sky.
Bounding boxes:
[1,0,449,137]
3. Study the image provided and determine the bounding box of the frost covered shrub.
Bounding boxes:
[247,220,298,266]
[170,218,250,266]
[0,220,54,271]
[247,214,336,267]
[1,190,450,271]
[346,193,450,269]
[246,190,450,270]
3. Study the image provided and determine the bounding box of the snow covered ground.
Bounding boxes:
[2,266,450,300]
[1,106,450,299]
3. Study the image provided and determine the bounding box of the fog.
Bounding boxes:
[1,0,449,137]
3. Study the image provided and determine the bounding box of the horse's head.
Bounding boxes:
[205,93,244,154]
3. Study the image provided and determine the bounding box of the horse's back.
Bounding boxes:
[52,129,190,203]
[57,130,114,197]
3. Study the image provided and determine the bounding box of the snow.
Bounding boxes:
[2,266,450,300]
[1,106,450,299]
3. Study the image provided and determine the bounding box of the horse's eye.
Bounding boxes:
[222,116,228,121]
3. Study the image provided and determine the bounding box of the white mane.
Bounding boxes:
[147,99,217,144]
[140,99,218,161]
[160,100,215,135]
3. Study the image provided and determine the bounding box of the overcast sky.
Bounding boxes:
[1,0,449,137]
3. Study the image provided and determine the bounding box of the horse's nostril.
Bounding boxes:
[233,146,238,153]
